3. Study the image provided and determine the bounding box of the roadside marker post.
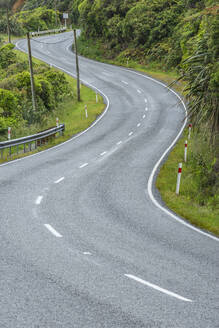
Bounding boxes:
[56,117,59,127]
[85,105,88,119]
[176,163,182,195]
[184,140,188,162]
[188,124,192,139]
[8,127,11,140]
[96,92,98,103]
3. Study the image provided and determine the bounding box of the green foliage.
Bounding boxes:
[0,88,18,117]
[0,43,16,68]
[15,7,58,32]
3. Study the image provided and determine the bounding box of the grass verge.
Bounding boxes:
[77,36,219,237]
[156,128,219,236]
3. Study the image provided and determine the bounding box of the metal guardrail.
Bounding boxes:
[0,124,65,158]
[31,27,67,37]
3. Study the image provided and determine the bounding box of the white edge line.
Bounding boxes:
[35,195,43,205]
[44,224,62,238]
[79,162,88,168]
[54,177,65,184]
[123,69,219,242]
[0,39,110,168]
[125,274,193,303]
[14,38,218,242]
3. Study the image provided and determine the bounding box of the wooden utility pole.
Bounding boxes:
[27,32,37,117]
[55,0,57,27]
[73,29,80,102]
[6,7,11,43]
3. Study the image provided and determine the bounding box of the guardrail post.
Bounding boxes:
[1,149,3,159]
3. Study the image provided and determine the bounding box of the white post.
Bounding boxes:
[56,117,59,127]
[96,92,98,103]
[127,58,129,66]
[184,140,188,163]
[176,163,182,195]
[8,127,11,140]
[188,124,192,139]
[85,105,88,119]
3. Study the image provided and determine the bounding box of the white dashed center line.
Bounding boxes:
[44,224,62,238]
[129,132,133,136]
[117,141,122,145]
[100,151,107,156]
[124,274,193,303]
[143,114,146,119]
[54,177,65,184]
[137,123,141,127]
[121,80,128,85]
[35,196,43,205]
[145,107,148,111]
[144,98,147,103]
[79,163,88,168]
[137,89,142,94]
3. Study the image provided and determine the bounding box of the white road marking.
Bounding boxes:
[117,141,122,145]
[83,252,92,255]
[125,274,193,303]
[35,196,43,205]
[143,114,146,119]
[137,123,141,127]
[79,163,88,168]
[100,151,107,156]
[121,80,128,85]
[44,224,62,238]
[54,177,65,184]
[145,107,148,111]
[137,89,142,94]
[129,132,133,136]
[144,98,147,103]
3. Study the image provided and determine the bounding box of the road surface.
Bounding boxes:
[0,32,218,327]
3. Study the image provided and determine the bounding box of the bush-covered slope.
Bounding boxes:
[0,43,72,137]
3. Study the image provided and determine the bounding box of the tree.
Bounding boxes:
[0,0,17,43]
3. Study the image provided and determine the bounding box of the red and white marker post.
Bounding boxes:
[188,124,192,139]
[184,140,188,162]
[176,163,182,195]
[85,105,88,119]
[8,127,11,140]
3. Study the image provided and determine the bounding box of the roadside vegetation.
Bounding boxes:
[0,39,105,162]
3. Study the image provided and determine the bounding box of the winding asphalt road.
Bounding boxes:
[1,32,218,327]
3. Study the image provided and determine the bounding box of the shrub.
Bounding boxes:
[0,88,18,117]
[0,44,16,69]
